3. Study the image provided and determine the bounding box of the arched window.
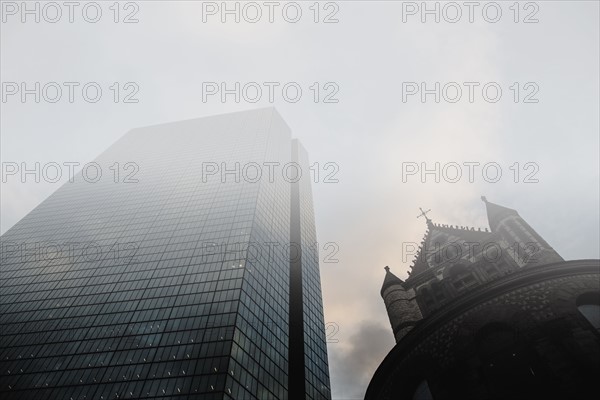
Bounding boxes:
[412,379,433,400]
[427,234,449,266]
[449,264,476,291]
[482,262,500,279]
[577,292,600,331]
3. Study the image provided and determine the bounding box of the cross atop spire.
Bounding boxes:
[384,266,390,272]
[417,207,432,222]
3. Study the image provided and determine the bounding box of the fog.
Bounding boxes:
[2,1,599,398]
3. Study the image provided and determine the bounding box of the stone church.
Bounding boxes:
[365,197,600,400]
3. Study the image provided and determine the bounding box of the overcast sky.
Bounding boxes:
[2,1,599,398]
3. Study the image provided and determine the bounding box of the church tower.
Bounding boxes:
[381,197,565,323]
[368,197,599,400]
[482,196,564,267]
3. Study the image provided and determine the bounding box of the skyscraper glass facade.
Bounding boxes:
[290,140,330,400]
[0,108,331,399]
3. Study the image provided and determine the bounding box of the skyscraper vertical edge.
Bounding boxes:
[289,139,332,400]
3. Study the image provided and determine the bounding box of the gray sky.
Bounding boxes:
[2,1,599,398]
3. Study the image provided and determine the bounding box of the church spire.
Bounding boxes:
[481,196,519,232]
[481,196,563,265]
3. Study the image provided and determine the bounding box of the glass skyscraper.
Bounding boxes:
[0,108,331,399]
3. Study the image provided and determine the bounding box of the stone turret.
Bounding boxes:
[381,266,422,342]
[482,196,563,266]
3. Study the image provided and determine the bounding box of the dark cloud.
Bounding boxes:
[329,321,395,399]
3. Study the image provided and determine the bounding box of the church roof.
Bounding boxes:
[429,222,493,242]
[407,221,493,278]
[380,266,404,296]
[403,199,520,281]
[482,196,519,232]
